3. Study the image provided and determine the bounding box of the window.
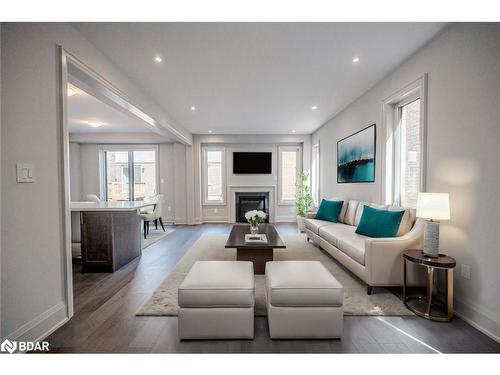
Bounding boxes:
[383,76,426,208]
[278,146,302,205]
[203,146,225,204]
[397,99,421,207]
[311,143,320,206]
[101,147,158,201]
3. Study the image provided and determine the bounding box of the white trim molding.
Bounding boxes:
[228,185,276,223]
[277,145,303,205]
[6,302,68,343]
[201,145,227,205]
[455,298,500,343]
[381,74,427,206]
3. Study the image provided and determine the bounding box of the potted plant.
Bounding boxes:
[245,210,267,234]
[295,171,313,232]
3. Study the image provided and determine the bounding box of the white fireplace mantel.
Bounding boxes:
[228,185,276,223]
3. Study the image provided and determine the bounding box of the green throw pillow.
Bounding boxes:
[355,205,404,238]
[315,199,344,223]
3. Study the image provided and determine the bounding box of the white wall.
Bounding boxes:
[312,23,500,340]
[193,134,312,223]
[173,143,188,223]
[68,143,82,201]
[0,22,190,341]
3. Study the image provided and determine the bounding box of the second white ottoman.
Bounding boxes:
[265,261,344,339]
[178,261,255,340]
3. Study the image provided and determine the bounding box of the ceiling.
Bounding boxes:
[74,22,447,135]
[68,84,162,134]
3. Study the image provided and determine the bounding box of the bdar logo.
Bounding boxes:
[1,339,17,354]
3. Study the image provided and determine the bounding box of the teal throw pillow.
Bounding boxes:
[355,205,404,238]
[315,199,344,223]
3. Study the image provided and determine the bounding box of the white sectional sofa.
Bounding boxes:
[304,199,425,294]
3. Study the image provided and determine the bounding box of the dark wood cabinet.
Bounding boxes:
[81,210,141,272]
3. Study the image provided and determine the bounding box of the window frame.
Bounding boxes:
[277,145,303,206]
[99,144,159,201]
[382,75,427,207]
[311,142,320,207]
[202,145,226,205]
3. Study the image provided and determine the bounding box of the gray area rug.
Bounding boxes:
[142,227,175,249]
[136,234,413,316]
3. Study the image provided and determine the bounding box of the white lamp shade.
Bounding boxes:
[416,192,450,220]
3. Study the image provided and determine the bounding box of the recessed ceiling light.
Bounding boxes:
[292,130,296,133]
[190,105,196,111]
[208,130,213,134]
[352,56,360,64]
[87,121,104,128]
[154,55,163,63]
[311,105,318,110]
[67,87,77,97]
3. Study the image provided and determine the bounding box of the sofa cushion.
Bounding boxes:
[265,261,343,307]
[354,202,388,227]
[178,261,254,308]
[388,205,416,236]
[336,233,367,266]
[325,197,348,222]
[343,200,359,225]
[305,218,332,235]
[355,206,405,238]
[315,199,344,222]
[318,223,357,247]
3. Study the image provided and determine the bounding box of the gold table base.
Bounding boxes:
[403,258,454,322]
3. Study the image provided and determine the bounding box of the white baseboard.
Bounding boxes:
[174,217,187,224]
[6,301,68,343]
[454,298,500,343]
[275,215,297,223]
[202,216,230,223]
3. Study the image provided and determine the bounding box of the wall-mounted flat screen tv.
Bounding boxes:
[233,152,272,174]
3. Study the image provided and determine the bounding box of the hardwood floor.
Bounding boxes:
[46,223,500,353]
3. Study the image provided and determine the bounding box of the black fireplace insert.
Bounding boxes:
[235,192,270,223]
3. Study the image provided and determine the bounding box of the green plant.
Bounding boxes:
[296,171,313,217]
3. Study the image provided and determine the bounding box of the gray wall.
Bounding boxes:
[0,22,188,341]
[312,23,500,339]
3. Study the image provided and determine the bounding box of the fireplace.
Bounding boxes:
[235,192,270,223]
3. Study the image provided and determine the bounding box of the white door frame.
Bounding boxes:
[57,47,180,321]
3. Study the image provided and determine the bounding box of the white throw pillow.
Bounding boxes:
[388,205,416,236]
[344,200,359,226]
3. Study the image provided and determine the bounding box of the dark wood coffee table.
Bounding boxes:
[225,224,286,274]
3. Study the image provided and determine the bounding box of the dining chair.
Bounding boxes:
[86,194,101,203]
[139,194,165,238]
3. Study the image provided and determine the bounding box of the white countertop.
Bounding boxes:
[70,200,156,212]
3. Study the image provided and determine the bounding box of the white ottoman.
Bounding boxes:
[265,261,344,339]
[178,261,255,340]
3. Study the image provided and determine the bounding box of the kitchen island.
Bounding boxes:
[71,200,156,272]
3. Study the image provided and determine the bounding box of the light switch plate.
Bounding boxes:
[16,163,35,183]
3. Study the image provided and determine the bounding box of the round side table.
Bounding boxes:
[402,249,456,322]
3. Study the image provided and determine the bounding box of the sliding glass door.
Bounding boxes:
[105,151,131,201]
[132,150,157,201]
[102,147,158,201]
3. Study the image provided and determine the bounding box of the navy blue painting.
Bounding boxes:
[337,124,376,183]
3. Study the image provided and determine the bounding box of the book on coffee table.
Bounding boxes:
[244,234,268,243]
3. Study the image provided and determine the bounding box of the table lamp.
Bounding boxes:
[416,192,450,258]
